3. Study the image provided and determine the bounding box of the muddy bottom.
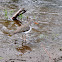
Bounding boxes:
[0,0,62,62]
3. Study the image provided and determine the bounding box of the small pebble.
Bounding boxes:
[60,48,62,51]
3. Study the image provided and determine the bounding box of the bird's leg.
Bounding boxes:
[24,34,26,45]
[22,35,24,46]
[22,34,26,46]
[22,42,23,46]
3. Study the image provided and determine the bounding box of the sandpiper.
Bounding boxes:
[12,8,34,45]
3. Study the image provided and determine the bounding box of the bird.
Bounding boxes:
[11,8,38,45]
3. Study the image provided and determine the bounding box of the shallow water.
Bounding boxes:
[0,0,62,62]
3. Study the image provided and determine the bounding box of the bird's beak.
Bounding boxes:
[34,22,39,24]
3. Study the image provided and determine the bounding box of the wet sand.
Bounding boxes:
[0,0,62,62]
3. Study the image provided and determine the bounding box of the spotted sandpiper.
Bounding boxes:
[11,8,35,45]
